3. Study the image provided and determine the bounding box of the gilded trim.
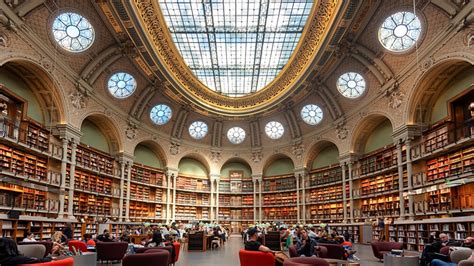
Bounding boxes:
[129,0,342,115]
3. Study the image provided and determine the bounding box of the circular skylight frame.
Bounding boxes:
[107,72,137,99]
[52,12,95,52]
[336,72,366,99]
[227,127,246,144]
[189,121,208,140]
[378,11,422,52]
[301,104,323,125]
[265,121,285,140]
[150,104,172,125]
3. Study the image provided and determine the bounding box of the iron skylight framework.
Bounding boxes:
[159,0,313,97]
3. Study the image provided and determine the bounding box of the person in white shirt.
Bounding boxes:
[22,232,36,242]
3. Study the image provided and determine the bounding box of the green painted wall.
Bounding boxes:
[364,119,393,154]
[178,158,208,177]
[134,144,162,168]
[431,67,474,123]
[220,162,252,178]
[80,119,110,153]
[312,145,339,169]
[264,158,294,176]
[0,68,44,123]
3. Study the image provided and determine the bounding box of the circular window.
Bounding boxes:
[337,72,366,98]
[265,121,284,140]
[189,121,208,140]
[150,104,172,125]
[378,11,422,52]
[227,127,246,144]
[301,104,323,125]
[108,72,137,99]
[52,12,95,52]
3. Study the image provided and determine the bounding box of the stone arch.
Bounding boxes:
[304,140,340,169]
[176,152,211,176]
[219,157,253,178]
[0,57,67,124]
[262,153,295,176]
[132,139,168,168]
[78,113,123,155]
[406,55,474,125]
[350,113,394,154]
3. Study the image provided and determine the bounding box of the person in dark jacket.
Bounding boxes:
[0,238,53,265]
[61,223,73,242]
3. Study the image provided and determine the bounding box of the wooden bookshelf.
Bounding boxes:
[359,171,405,196]
[70,145,115,175]
[307,185,342,203]
[263,175,296,192]
[263,192,296,206]
[334,225,360,243]
[307,165,342,187]
[359,193,403,218]
[176,175,210,192]
[359,146,398,176]
[263,206,297,221]
[307,203,343,222]
[131,164,166,187]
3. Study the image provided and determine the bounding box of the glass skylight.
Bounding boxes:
[227,127,246,144]
[52,12,95,52]
[301,104,323,125]
[337,72,366,98]
[265,121,284,139]
[378,12,421,52]
[150,104,172,125]
[189,121,208,139]
[108,72,137,99]
[159,0,313,97]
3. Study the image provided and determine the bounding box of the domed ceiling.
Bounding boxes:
[99,0,352,117]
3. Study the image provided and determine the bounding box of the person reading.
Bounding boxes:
[244,227,286,266]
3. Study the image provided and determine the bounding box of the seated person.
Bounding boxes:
[83,233,96,247]
[431,249,474,266]
[51,231,66,256]
[22,232,37,242]
[0,238,53,265]
[146,231,165,248]
[421,233,459,266]
[337,236,359,261]
[244,227,283,266]
[462,237,474,249]
[96,229,114,242]
[296,229,316,257]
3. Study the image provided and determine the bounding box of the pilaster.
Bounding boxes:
[166,168,179,223]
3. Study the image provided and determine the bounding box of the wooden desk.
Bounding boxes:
[188,232,206,251]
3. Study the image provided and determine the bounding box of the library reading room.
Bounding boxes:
[0,0,472,266]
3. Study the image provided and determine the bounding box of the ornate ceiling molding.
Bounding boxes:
[121,0,343,116]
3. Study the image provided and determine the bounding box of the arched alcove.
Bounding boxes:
[133,141,166,169]
[0,61,65,125]
[351,115,393,155]
[306,140,340,170]
[79,114,122,155]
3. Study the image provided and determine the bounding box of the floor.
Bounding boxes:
[176,235,389,266]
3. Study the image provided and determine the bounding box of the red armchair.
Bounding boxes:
[173,242,181,265]
[18,257,74,266]
[371,241,404,261]
[123,252,169,266]
[144,249,171,265]
[315,244,346,260]
[18,241,53,257]
[239,249,275,266]
[96,241,129,263]
[283,257,330,266]
[68,240,87,253]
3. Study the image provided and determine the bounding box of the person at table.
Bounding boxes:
[22,231,37,242]
[245,227,285,266]
[146,231,165,248]
[296,229,315,257]
[83,233,96,247]
[0,238,53,265]
[61,223,73,243]
[97,229,114,242]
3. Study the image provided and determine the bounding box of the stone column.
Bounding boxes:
[210,174,220,223]
[216,178,220,223]
[406,139,415,219]
[252,174,262,223]
[58,138,68,217]
[166,172,172,224]
[294,168,306,223]
[252,176,257,223]
[396,142,405,219]
[67,140,77,219]
[348,162,354,223]
[341,163,347,222]
[118,161,126,221]
[210,177,215,221]
[124,161,132,221]
[172,174,177,222]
